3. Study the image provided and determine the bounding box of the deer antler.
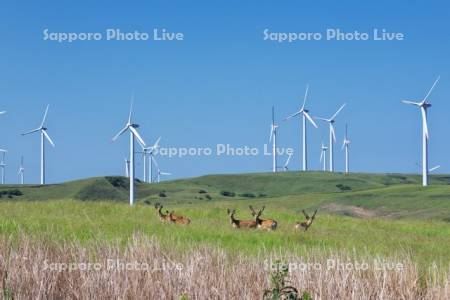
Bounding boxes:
[311,209,318,220]
[302,209,309,219]
[249,205,257,216]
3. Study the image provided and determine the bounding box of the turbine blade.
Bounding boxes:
[429,165,441,172]
[301,84,309,110]
[330,124,336,142]
[423,76,440,103]
[272,105,275,125]
[284,110,302,121]
[128,93,134,124]
[21,128,41,136]
[112,126,128,141]
[161,172,171,176]
[331,103,346,121]
[320,150,324,162]
[153,137,161,149]
[0,111,6,115]
[421,107,429,138]
[43,130,55,147]
[129,126,146,147]
[402,100,421,106]
[315,117,329,122]
[285,153,292,167]
[303,112,318,128]
[40,105,49,128]
[269,125,274,143]
[151,155,159,169]
[342,140,346,150]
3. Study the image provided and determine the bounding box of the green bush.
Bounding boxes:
[220,191,235,197]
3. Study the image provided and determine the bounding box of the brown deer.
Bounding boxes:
[154,204,171,222]
[295,209,318,231]
[168,211,191,225]
[227,209,257,229]
[249,206,277,231]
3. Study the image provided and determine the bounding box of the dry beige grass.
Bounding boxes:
[0,234,448,300]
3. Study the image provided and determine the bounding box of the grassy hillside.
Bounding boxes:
[0,171,449,220]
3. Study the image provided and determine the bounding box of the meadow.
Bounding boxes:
[0,172,449,299]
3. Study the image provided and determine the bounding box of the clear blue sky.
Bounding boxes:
[0,0,449,183]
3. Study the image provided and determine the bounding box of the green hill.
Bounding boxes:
[0,172,449,220]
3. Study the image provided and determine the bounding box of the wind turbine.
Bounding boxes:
[342,124,351,174]
[124,158,130,177]
[112,99,146,205]
[22,105,55,184]
[315,103,346,172]
[320,142,328,172]
[283,152,293,172]
[139,137,161,183]
[402,76,440,187]
[18,156,25,184]
[429,165,441,172]
[0,150,7,184]
[151,156,171,183]
[269,106,279,173]
[285,85,318,171]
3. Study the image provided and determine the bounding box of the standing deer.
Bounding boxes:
[249,206,277,231]
[295,209,318,231]
[168,211,191,225]
[227,209,257,229]
[154,204,171,222]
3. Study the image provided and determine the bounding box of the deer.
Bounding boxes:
[154,204,171,222]
[168,210,191,225]
[249,205,277,231]
[295,209,318,231]
[227,209,257,229]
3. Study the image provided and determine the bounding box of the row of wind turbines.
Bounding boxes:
[269,77,442,187]
[269,85,350,174]
[0,101,169,203]
[0,76,442,206]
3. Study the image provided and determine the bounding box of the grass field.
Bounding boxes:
[0,172,449,298]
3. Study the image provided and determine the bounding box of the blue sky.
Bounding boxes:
[0,0,449,183]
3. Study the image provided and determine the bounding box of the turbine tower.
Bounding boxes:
[342,124,351,174]
[124,158,130,177]
[22,105,55,184]
[0,150,7,184]
[285,85,318,171]
[139,137,161,183]
[320,142,328,172]
[402,76,440,187]
[18,156,25,184]
[315,104,346,172]
[269,106,279,173]
[112,99,146,205]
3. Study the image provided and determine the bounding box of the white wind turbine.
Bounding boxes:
[112,99,146,205]
[315,103,346,172]
[151,156,171,183]
[22,105,55,184]
[269,106,279,173]
[320,142,328,172]
[342,124,351,174]
[283,152,293,172]
[139,137,161,183]
[285,85,318,171]
[18,156,25,184]
[124,158,130,177]
[0,150,7,184]
[402,76,440,187]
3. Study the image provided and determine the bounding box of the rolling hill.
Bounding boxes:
[0,172,449,220]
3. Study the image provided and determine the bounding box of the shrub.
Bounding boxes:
[336,184,352,191]
[205,195,212,201]
[159,192,167,198]
[198,189,208,194]
[220,191,235,197]
[239,193,256,198]
[259,193,268,198]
